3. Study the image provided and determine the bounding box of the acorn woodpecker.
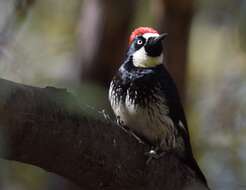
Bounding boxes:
[109,27,208,186]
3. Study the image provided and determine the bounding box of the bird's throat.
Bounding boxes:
[132,49,163,68]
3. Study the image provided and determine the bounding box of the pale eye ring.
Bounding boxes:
[137,39,143,45]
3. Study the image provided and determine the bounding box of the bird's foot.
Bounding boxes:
[116,116,125,126]
[101,109,112,122]
[116,116,145,144]
[129,131,145,144]
[145,147,165,164]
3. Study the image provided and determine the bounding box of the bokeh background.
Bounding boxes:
[0,0,246,189]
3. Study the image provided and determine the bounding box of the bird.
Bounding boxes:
[108,26,208,186]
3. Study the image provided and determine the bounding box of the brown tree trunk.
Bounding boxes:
[0,78,209,190]
[159,0,194,101]
[78,0,137,87]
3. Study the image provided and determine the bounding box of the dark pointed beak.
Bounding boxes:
[145,33,168,57]
[153,33,168,44]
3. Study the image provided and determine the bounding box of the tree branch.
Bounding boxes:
[0,78,208,190]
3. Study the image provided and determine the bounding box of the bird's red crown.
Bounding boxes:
[129,27,159,45]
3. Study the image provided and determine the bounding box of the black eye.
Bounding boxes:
[137,40,143,45]
[134,37,145,50]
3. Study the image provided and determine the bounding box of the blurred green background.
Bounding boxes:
[0,0,246,189]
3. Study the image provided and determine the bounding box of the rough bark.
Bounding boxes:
[78,0,137,87]
[0,78,208,190]
[159,0,194,101]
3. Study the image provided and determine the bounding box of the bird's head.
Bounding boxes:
[127,27,168,68]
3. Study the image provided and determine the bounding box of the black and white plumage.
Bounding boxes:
[108,27,208,185]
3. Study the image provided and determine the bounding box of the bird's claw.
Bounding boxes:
[129,131,145,144]
[116,116,145,144]
[145,149,165,164]
[116,116,124,126]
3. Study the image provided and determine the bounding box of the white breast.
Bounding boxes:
[109,82,176,148]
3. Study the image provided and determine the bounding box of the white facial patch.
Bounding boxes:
[132,33,163,68]
[132,47,163,68]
